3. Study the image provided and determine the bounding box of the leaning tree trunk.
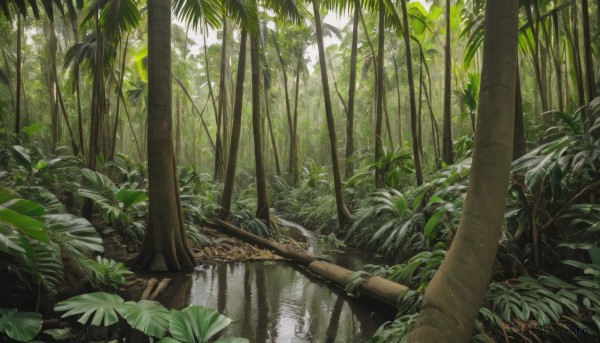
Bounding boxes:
[375,0,385,188]
[345,2,359,179]
[312,0,352,229]
[219,28,248,219]
[137,0,195,272]
[442,0,454,165]
[400,0,423,186]
[250,30,271,226]
[411,0,518,341]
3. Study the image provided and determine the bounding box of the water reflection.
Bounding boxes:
[185,261,394,343]
[166,220,395,342]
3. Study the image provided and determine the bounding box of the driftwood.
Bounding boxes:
[210,219,409,308]
[140,278,158,300]
[149,278,171,301]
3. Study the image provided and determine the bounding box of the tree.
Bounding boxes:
[250,3,270,225]
[399,0,423,186]
[312,0,352,229]
[345,0,360,179]
[442,0,453,165]
[374,0,385,188]
[137,0,195,272]
[411,0,519,341]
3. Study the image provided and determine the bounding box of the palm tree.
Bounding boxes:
[374,0,385,188]
[345,0,360,179]
[399,0,423,186]
[411,0,519,340]
[442,0,453,165]
[137,0,195,271]
[312,0,352,229]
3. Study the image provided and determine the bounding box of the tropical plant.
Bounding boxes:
[0,308,42,342]
[55,292,248,342]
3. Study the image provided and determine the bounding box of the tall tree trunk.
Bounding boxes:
[137,0,194,272]
[250,30,271,226]
[552,11,564,112]
[411,0,518,341]
[375,0,385,188]
[524,3,548,112]
[264,87,281,175]
[514,64,526,160]
[581,0,596,105]
[15,14,22,137]
[219,28,248,219]
[345,2,359,179]
[275,34,296,183]
[312,0,352,229]
[207,25,225,181]
[111,35,129,160]
[393,56,402,145]
[442,0,454,165]
[400,0,423,186]
[291,59,301,185]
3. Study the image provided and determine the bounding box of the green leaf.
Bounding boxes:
[169,306,233,343]
[115,189,148,210]
[55,292,124,327]
[0,208,48,243]
[44,214,103,253]
[423,211,445,242]
[117,300,170,338]
[0,308,42,342]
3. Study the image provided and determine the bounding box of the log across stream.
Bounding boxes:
[158,218,408,342]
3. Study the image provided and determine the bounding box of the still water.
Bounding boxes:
[165,220,395,342]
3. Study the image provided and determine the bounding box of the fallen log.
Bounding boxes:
[209,219,409,308]
[149,278,171,301]
[140,278,158,300]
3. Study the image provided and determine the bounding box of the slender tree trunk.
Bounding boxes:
[292,59,301,185]
[393,57,402,145]
[111,35,129,160]
[75,67,85,156]
[552,11,564,112]
[571,6,586,108]
[581,0,596,105]
[15,14,22,137]
[514,65,526,160]
[275,36,296,183]
[345,3,359,179]
[137,0,194,272]
[312,0,352,229]
[264,87,281,175]
[219,28,248,219]
[250,30,271,226]
[442,0,454,164]
[375,0,385,188]
[524,4,548,112]
[207,25,225,181]
[400,0,423,186]
[411,0,518,341]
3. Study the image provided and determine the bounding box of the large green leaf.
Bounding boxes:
[169,306,232,343]
[0,308,42,342]
[55,292,124,327]
[117,300,170,338]
[115,189,148,210]
[0,208,48,243]
[44,214,103,253]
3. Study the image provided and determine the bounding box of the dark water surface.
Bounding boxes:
[163,219,395,343]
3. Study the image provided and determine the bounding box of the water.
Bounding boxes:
[163,219,395,342]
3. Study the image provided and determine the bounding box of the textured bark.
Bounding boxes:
[442,0,454,165]
[219,28,248,219]
[137,0,194,272]
[375,0,385,188]
[400,0,423,186]
[411,0,518,341]
[345,3,359,179]
[312,0,352,229]
[250,30,271,225]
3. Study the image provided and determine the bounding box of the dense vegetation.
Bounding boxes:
[1,0,599,342]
